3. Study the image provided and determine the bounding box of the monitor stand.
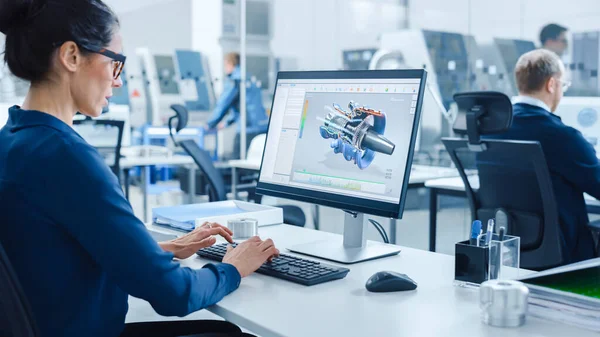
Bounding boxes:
[287,211,401,264]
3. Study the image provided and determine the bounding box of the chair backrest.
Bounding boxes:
[443,91,564,270]
[168,104,189,144]
[0,241,39,337]
[73,119,125,179]
[178,139,227,202]
[443,139,564,270]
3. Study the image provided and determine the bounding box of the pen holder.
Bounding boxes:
[488,235,520,281]
[454,234,520,287]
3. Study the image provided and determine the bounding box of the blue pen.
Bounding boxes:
[484,219,495,246]
[469,220,482,245]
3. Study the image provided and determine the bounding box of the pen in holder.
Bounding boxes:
[454,234,520,288]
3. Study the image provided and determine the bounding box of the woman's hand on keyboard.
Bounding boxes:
[223,237,280,277]
[159,222,234,259]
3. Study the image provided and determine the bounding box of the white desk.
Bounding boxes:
[132,224,596,337]
[117,155,196,222]
[408,164,460,184]
[424,176,600,252]
[227,162,460,199]
[119,155,195,169]
[227,161,460,244]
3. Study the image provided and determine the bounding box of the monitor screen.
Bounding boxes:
[257,70,427,218]
[175,50,215,111]
[110,70,130,106]
[154,55,180,95]
[247,55,271,90]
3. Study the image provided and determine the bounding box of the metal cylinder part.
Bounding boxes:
[480,280,529,328]
[362,130,395,155]
[228,218,259,240]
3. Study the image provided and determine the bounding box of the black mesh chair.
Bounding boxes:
[441,92,600,270]
[73,118,125,181]
[170,105,306,227]
[0,241,39,337]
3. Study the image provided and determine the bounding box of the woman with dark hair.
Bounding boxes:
[0,1,278,336]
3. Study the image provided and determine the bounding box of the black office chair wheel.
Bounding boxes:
[281,205,306,228]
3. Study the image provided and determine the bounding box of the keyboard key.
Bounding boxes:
[196,243,350,286]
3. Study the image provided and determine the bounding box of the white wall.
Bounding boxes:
[271,0,407,71]
[409,0,600,44]
[118,0,193,55]
[104,0,180,15]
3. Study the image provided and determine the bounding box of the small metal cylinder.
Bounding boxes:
[480,280,529,328]
[228,218,259,240]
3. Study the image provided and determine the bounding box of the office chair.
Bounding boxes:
[0,241,39,337]
[73,118,125,181]
[170,105,306,228]
[442,92,573,270]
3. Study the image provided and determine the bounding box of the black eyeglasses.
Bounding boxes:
[91,48,126,80]
[52,42,126,80]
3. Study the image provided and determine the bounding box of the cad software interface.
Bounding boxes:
[259,77,422,204]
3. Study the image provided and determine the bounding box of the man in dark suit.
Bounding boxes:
[489,49,599,263]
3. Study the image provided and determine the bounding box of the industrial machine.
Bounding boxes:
[567,30,600,97]
[343,48,378,70]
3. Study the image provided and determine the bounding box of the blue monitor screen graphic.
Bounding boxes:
[175,50,215,111]
[110,70,130,106]
[258,71,426,218]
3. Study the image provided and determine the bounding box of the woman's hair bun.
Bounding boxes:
[0,0,38,35]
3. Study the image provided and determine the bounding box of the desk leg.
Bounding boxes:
[313,205,320,230]
[188,166,196,204]
[124,169,130,201]
[142,166,148,223]
[389,219,397,245]
[429,188,438,252]
[232,167,238,200]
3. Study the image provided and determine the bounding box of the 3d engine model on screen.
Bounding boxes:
[318,101,395,169]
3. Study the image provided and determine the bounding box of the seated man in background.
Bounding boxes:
[489,49,599,263]
[539,23,569,57]
[206,52,269,159]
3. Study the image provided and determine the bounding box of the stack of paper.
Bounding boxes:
[519,258,600,332]
[152,200,283,232]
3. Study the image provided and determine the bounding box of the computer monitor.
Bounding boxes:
[154,55,180,95]
[256,70,427,263]
[555,97,600,158]
[343,48,378,70]
[175,50,216,112]
[110,69,131,106]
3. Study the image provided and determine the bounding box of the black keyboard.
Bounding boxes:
[196,243,350,286]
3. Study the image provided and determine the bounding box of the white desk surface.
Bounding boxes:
[226,161,459,185]
[424,176,599,205]
[409,164,459,184]
[119,155,195,169]
[137,224,595,337]
[228,159,262,171]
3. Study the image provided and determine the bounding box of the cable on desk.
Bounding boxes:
[369,219,389,244]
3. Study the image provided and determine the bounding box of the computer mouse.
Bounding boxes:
[365,271,417,293]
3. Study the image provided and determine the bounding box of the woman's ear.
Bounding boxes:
[56,41,81,74]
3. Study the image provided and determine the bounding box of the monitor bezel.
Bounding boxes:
[256,69,428,219]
